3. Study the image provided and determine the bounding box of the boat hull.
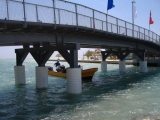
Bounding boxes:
[48,68,98,79]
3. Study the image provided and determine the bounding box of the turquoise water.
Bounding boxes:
[0,59,160,120]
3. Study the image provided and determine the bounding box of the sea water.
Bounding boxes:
[0,59,160,120]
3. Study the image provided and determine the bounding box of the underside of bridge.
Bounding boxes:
[1,20,160,94]
[0,20,160,56]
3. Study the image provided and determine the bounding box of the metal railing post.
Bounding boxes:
[75,4,78,30]
[156,34,158,43]
[111,23,113,32]
[106,14,108,32]
[152,32,153,42]
[23,0,27,27]
[144,29,145,40]
[93,9,95,31]
[90,17,92,28]
[52,0,56,29]
[58,9,60,24]
[148,29,150,41]
[35,5,39,22]
[6,0,9,20]
[116,18,118,34]
[102,21,103,30]
[138,26,140,39]
[132,24,134,38]
[125,21,127,36]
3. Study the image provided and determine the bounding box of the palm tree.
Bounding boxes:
[84,50,93,60]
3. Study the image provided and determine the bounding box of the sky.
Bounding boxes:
[0,0,159,59]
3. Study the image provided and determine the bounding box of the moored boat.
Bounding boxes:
[48,68,98,79]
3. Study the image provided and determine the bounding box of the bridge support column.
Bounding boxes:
[66,68,82,94]
[119,60,125,72]
[14,48,28,85]
[101,61,107,72]
[36,67,48,88]
[139,61,147,72]
[29,43,54,89]
[16,43,81,92]
[132,49,147,72]
[58,44,81,94]
[14,66,26,85]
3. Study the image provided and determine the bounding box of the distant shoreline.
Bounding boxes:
[48,58,160,67]
[48,59,134,65]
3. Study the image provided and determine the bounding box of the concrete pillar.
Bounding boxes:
[119,60,125,72]
[139,61,147,72]
[101,61,107,72]
[66,68,82,94]
[36,67,48,89]
[14,66,26,85]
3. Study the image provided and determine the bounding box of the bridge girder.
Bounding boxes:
[101,49,146,61]
[15,43,80,67]
[0,21,160,56]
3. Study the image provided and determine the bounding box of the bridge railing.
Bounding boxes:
[0,0,160,46]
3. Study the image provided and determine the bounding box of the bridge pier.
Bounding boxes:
[133,50,147,72]
[115,49,130,72]
[14,51,28,85]
[30,43,54,89]
[36,67,48,88]
[101,61,107,72]
[15,43,81,92]
[59,48,82,94]
[101,49,130,72]
[66,68,82,94]
[101,51,110,72]
[14,66,26,85]
[139,61,147,72]
[119,60,126,72]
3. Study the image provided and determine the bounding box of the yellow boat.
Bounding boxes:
[48,68,98,79]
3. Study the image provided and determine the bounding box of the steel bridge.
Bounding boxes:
[0,0,160,93]
[0,0,159,49]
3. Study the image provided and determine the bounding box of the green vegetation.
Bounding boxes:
[84,50,93,60]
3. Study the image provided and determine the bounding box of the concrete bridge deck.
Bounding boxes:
[0,0,160,93]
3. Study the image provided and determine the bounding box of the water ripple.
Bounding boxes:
[0,60,160,119]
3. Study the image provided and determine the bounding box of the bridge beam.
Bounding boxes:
[101,48,130,72]
[15,43,80,53]
[16,51,29,66]
[101,48,130,61]
[58,49,79,68]
[30,51,54,67]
